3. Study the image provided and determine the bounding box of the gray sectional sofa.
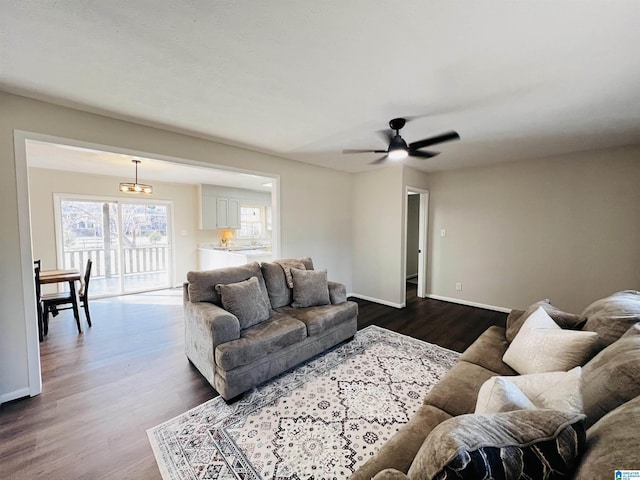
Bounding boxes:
[183,257,358,401]
[351,290,640,479]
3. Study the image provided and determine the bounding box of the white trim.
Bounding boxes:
[425,294,512,313]
[13,130,43,397]
[404,186,429,300]
[1,387,32,404]
[12,129,282,396]
[348,293,405,309]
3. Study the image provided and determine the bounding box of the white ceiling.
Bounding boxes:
[25,140,275,191]
[3,1,640,174]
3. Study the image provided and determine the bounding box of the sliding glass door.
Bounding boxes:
[56,195,171,296]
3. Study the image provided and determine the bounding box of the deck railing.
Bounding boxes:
[64,246,169,277]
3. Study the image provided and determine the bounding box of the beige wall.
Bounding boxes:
[350,165,430,307]
[4,89,639,402]
[425,146,640,313]
[0,91,353,401]
[28,167,213,287]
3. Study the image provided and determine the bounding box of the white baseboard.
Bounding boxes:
[347,293,405,309]
[1,387,31,404]
[425,294,512,313]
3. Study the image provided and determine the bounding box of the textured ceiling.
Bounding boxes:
[2,1,640,173]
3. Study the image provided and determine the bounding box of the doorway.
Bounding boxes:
[406,187,429,299]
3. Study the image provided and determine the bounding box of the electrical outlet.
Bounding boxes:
[440,229,447,237]
[455,282,462,291]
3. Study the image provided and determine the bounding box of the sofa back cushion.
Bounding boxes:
[261,257,314,308]
[187,262,268,306]
[574,395,640,479]
[581,290,640,350]
[581,322,640,429]
[506,299,585,342]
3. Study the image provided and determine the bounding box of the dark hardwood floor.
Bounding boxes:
[0,284,506,479]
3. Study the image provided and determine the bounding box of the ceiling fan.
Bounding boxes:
[343,118,460,164]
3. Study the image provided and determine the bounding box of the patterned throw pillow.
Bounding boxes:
[408,410,586,480]
[215,276,271,329]
[503,307,597,374]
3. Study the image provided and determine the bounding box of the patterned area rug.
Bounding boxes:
[147,325,459,480]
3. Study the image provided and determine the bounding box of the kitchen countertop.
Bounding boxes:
[198,243,271,252]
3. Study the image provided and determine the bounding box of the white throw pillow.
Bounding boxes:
[475,377,536,413]
[475,367,583,414]
[503,306,597,374]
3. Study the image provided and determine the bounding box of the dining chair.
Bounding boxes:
[43,259,93,334]
[34,262,44,342]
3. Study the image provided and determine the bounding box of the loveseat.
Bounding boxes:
[351,290,640,479]
[183,257,358,401]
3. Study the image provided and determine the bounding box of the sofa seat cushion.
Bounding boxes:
[276,301,358,337]
[581,322,640,429]
[215,313,307,371]
[348,405,452,480]
[187,262,268,305]
[424,361,502,417]
[574,395,640,479]
[582,290,640,350]
[459,326,516,376]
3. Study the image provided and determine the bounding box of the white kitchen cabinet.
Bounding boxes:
[216,197,240,229]
[198,185,241,230]
[200,193,218,230]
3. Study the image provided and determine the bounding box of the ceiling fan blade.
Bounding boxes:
[409,131,460,150]
[369,155,388,165]
[343,149,388,155]
[343,149,379,154]
[409,150,440,159]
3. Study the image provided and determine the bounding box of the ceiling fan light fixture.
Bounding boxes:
[119,159,153,194]
[388,148,408,160]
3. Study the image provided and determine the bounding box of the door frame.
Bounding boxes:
[404,186,429,299]
[13,129,280,399]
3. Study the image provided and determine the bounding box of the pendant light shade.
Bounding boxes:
[119,159,153,194]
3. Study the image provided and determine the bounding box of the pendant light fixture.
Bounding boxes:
[119,159,153,194]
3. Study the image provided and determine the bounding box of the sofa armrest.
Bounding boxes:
[185,301,241,351]
[328,281,347,304]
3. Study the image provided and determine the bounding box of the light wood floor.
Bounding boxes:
[0,285,506,479]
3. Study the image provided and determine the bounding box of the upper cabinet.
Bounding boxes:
[216,197,240,229]
[199,185,261,230]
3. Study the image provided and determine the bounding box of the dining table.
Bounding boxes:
[39,268,82,336]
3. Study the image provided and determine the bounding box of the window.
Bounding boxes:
[239,206,264,238]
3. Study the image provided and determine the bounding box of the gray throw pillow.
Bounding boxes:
[408,410,586,480]
[290,268,330,308]
[215,276,271,329]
